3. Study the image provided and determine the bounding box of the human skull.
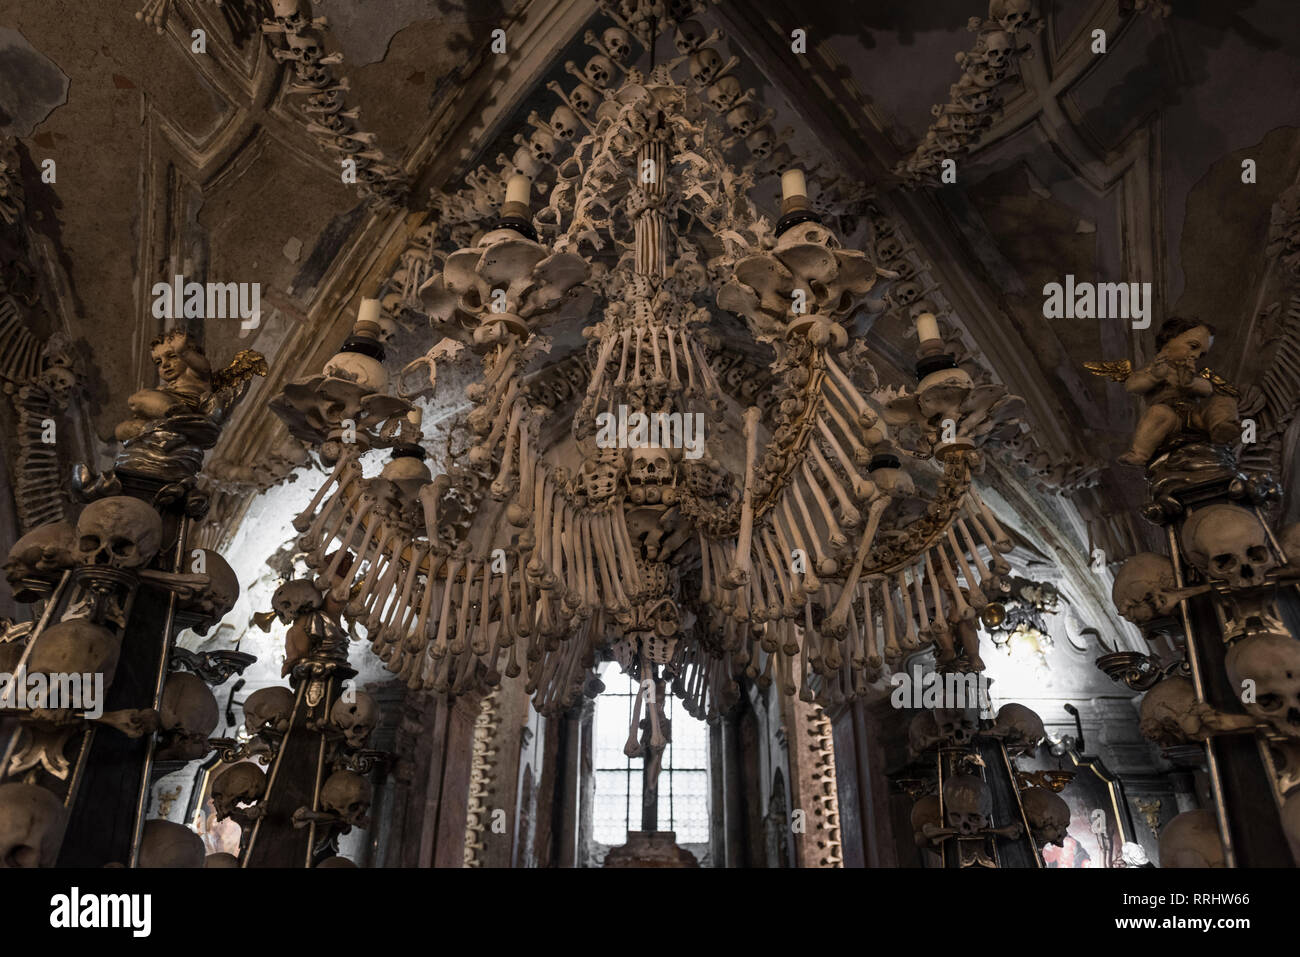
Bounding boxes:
[935,706,980,745]
[674,19,707,54]
[156,672,218,761]
[526,129,556,165]
[910,794,942,846]
[747,127,778,159]
[892,279,924,307]
[689,48,723,85]
[602,27,632,62]
[138,820,205,868]
[272,579,323,624]
[959,88,998,113]
[550,105,581,140]
[36,361,72,399]
[908,710,941,758]
[990,0,1034,33]
[286,30,326,63]
[4,521,77,600]
[707,76,743,113]
[0,783,66,868]
[968,61,1007,87]
[74,496,163,570]
[584,54,614,88]
[26,620,122,722]
[991,703,1044,753]
[330,691,378,749]
[875,235,904,262]
[1181,504,1275,590]
[1020,786,1069,847]
[726,104,758,137]
[511,145,543,179]
[1226,633,1300,738]
[1111,552,1187,624]
[185,549,239,634]
[569,83,598,115]
[943,774,992,835]
[1158,809,1224,868]
[627,446,672,487]
[243,685,296,736]
[321,770,372,828]
[982,30,1014,71]
[211,762,267,820]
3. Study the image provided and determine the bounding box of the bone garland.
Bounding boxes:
[965,487,1013,553]
[898,568,921,651]
[893,2,1043,187]
[800,460,849,553]
[824,495,890,636]
[491,401,525,498]
[924,549,956,664]
[299,475,365,558]
[945,526,986,607]
[780,481,832,579]
[253,2,409,207]
[880,578,902,664]
[961,501,1011,575]
[955,516,997,592]
[293,453,356,533]
[727,407,762,588]
[808,437,862,529]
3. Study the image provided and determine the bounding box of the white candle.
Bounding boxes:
[781,168,807,202]
[358,297,381,325]
[916,312,940,344]
[506,174,531,207]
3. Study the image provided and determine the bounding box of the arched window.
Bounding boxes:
[592,670,709,846]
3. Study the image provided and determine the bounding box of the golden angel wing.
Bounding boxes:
[211,349,269,392]
[1082,359,1132,382]
[1199,368,1239,397]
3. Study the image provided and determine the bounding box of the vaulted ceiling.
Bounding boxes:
[3,0,1298,633]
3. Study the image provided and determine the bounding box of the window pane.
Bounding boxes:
[591,670,709,846]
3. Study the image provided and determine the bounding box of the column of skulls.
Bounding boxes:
[904,700,1074,868]
[1091,315,1300,866]
[1,335,265,867]
[208,572,386,869]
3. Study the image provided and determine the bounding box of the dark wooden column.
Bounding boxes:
[829,698,898,868]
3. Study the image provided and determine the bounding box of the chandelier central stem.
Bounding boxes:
[634,139,668,279]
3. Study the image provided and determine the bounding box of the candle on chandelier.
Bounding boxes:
[357,297,381,327]
[503,174,532,220]
[780,168,808,214]
[915,311,941,346]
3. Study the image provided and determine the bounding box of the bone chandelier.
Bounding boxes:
[272,0,1029,780]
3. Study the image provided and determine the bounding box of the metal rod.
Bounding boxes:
[1167,521,1235,867]
[129,514,188,868]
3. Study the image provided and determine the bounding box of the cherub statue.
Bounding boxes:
[98,330,266,487]
[1085,317,1238,467]
[115,331,214,442]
